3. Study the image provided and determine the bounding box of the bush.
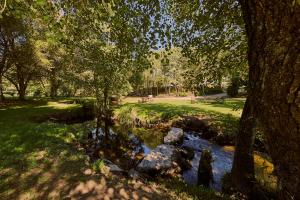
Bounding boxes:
[197,87,223,96]
[177,92,188,97]
[115,105,138,127]
[92,159,105,173]
[33,89,42,97]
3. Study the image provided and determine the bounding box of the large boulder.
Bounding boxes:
[137,145,180,175]
[164,127,184,144]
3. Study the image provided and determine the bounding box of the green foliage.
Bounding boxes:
[178,91,188,97]
[92,159,105,173]
[227,77,240,97]
[115,105,138,127]
[197,87,224,96]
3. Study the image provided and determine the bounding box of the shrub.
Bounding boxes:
[115,105,138,127]
[177,92,188,97]
[197,87,223,96]
[33,89,42,97]
[92,159,105,173]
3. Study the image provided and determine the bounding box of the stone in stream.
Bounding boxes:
[180,146,195,160]
[136,144,189,176]
[164,127,184,144]
[197,149,213,187]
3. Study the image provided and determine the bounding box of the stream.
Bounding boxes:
[132,131,233,191]
[181,133,233,191]
[90,127,233,191]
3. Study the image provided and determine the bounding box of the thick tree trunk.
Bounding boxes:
[18,84,26,101]
[231,97,256,195]
[239,0,300,198]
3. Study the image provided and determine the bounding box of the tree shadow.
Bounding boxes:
[0,101,171,200]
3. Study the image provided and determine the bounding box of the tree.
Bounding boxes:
[65,0,155,138]
[238,1,300,198]
[0,16,25,101]
[4,39,39,100]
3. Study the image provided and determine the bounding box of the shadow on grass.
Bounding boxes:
[0,101,170,199]
[119,102,240,135]
[195,99,245,111]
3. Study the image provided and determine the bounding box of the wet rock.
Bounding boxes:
[164,127,184,144]
[176,154,192,170]
[198,149,213,187]
[136,144,184,175]
[180,146,195,160]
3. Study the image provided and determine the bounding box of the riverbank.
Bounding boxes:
[0,99,226,199]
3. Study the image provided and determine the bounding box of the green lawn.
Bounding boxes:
[0,100,91,199]
[0,99,225,200]
[116,97,245,137]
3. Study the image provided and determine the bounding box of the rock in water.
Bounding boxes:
[136,144,182,175]
[197,149,213,187]
[164,127,184,144]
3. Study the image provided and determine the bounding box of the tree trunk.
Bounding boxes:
[50,83,59,99]
[0,75,5,102]
[239,0,300,198]
[18,82,26,101]
[231,97,256,195]
[50,72,59,98]
[103,85,109,141]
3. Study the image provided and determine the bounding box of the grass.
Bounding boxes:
[0,99,225,199]
[116,97,245,138]
[0,100,91,199]
[158,177,230,200]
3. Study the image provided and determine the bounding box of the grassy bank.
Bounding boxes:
[116,97,245,143]
[0,99,224,200]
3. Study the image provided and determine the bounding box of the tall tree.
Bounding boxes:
[238,1,300,198]
[0,16,25,101]
[4,39,39,100]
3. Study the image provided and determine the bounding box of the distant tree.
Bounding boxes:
[0,16,25,101]
[4,39,39,100]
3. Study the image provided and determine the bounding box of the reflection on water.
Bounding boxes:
[90,127,275,192]
[181,133,233,191]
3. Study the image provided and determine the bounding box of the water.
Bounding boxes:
[90,127,234,191]
[182,133,233,191]
[130,130,234,191]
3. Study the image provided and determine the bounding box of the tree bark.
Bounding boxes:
[231,97,256,195]
[0,75,5,102]
[239,0,300,198]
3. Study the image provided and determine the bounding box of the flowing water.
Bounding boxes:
[132,129,233,191]
[90,127,274,192]
[131,130,233,191]
[181,133,233,191]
